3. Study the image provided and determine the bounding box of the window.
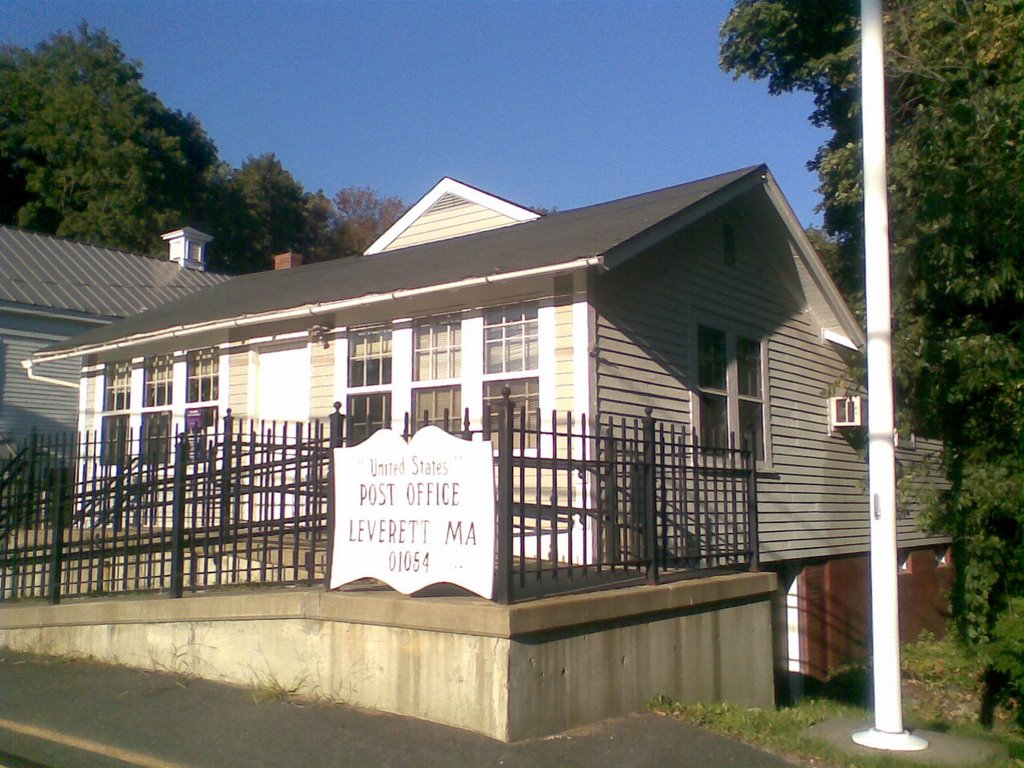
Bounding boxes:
[695,324,767,461]
[697,327,728,450]
[414,319,460,381]
[736,336,765,460]
[484,379,539,437]
[347,392,391,445]
[141,411,172,466]
[722,223,737,266]
[104,361,132,411]
[349,329,392,388]
[412,387,462,431]
[101,413,130,466]
[412,319,462,431]
[484,305,538,374]
[144,355,173,407]
[187,348,219,403]
[142,355,174,464]
[102,361,132,465]
[483,305,540,445]
[347,328,392,444]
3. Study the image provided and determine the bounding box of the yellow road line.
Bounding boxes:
[0,718,191,768]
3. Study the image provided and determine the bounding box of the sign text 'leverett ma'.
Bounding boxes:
[330,427,495,598]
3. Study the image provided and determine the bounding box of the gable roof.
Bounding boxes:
[0,226,230,320]
[34,165,863,361]
[365,177,540,254]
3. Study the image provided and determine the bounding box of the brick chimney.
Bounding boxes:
[162,227,213,271]
[274,251,303,270]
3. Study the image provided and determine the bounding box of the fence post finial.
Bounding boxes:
[330,402,344,449]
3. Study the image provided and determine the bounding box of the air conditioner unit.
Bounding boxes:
[829,395,863,429]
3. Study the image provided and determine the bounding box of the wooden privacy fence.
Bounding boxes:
[1,395,758,605]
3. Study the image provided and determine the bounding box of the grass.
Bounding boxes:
[650,633,1024,767]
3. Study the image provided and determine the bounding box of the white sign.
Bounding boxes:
[330,427,495,598]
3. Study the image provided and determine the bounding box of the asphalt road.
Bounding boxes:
[0,650,794,768]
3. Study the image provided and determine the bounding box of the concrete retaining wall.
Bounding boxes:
[0,572,775,742]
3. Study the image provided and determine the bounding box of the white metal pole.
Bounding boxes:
[852,0,927,751]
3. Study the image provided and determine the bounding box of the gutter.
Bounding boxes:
[31,255,605,364]
[22,359,81,390]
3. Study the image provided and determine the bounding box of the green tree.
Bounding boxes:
[0,24,217,253]
[722,0,1024,646]
[203,154,314,273]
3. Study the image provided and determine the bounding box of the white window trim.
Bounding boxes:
[390,323,413,429]
[342,325,395,439]
[410,315,465,430]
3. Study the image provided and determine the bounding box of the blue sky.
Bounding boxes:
[1,0,829,226]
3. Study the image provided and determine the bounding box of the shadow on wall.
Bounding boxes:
[0,401,82,444]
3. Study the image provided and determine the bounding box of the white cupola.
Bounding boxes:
[161,227,214,271]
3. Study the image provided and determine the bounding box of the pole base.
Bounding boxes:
[852,727,929,751]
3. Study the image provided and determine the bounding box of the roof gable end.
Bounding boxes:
[365,177,540,254]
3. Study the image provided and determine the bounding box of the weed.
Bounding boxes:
[650,633,1024,768]
[245,663,307,703]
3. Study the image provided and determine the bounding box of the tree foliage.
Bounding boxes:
[0,24,217,253]
[722,0,1024,645]
[330,186,406,259]
[0,24,405,273]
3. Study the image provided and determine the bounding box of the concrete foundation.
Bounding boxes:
[0,572,775,742]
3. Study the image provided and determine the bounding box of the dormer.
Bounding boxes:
[364,178,539,254]
[162,227,214,271]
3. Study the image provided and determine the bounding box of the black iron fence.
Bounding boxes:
[1,395,758,605]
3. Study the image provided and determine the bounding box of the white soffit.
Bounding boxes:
[364,177,540,255]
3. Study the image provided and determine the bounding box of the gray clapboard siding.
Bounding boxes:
[591,189,948,563]
[0,331,80,437]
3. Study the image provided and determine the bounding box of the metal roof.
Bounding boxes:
[40,166,768,357]
[0,226,231,319]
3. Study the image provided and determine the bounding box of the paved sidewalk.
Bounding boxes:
[0,650,793,768]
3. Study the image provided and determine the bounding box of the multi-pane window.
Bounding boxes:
[186,348,219,403]
[101,413,130,466]
[484,305,538,374]
[483,305,540,446]
[412,319,462,431]
[347,392,391,445]
[695,324,767,461]
[141,355,174,464]
[141,411,172,466]
[102,361,132,466]
[347,328,392,444]
[104,361,132,411]
[144,355,173,408]
[349,329,392,388]
[697,327,728,450]
[414,320,460,381]
[412,387,462,431]
[484,379,540,446]
[736,337,765,460]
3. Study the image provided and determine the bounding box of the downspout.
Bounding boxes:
[22,359,80,390]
